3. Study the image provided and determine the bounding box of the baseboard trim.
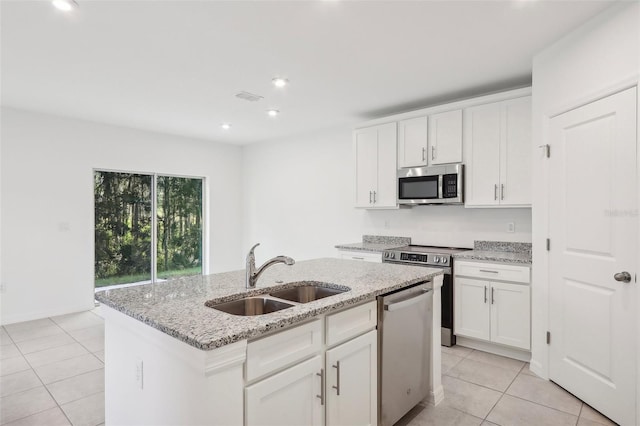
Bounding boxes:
[456,336,531,362]
[0,302,95,325]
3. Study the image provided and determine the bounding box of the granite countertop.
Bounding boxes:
[95,258,442,351]
[335,234,411,253]
[453,250,532,265]
[453,241,532,265]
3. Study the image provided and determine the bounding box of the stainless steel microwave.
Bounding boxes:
[397,164,464,205]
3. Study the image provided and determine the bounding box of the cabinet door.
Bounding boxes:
[463,103,501,206]
[245,355,323,426]
[454,277,490,340]
[499,96,532,206]
[374,122,398,208]
[429,109,462,165]
[490,282,531,350]
[326,330,377,426]
[398,116,428,168]
[354,127,378,208]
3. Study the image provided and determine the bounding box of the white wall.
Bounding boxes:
[241,125,531,262]
[0,108,244,325]
[530,0,639,385]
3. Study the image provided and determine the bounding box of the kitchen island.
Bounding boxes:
[96,258,444,425]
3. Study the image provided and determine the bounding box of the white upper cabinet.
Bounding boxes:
[354,123,397,209]
[464,96,532,207]
[429,109,463,165]
[397,110,462,168]
[397,116,428,168]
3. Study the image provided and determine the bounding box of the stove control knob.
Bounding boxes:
[384,252,388,258]
[433,256,440,263]
[391,253,396,259]
[441,258,448,264]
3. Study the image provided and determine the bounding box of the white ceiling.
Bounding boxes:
[1,0,614,145]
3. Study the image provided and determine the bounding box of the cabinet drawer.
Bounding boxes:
[455,261,530,284]
[337,250,382,263]
[246,319,322,382]
[326,301,377,347]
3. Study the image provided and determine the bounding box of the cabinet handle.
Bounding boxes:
[479,269,499,274]
[494,184,498,200]
[422,147,426,162]
[373,191,377,203]
[369,191,372,204]
[484,286,487,304]
[352,257,364,260]
[501,184,505,201]
[332,361,341,396]
[491,287,495,304]
[431,145,436,160]
[316,369,325,405]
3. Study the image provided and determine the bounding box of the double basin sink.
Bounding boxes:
[207,283,349,316]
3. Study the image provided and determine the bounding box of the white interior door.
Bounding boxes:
[548,87,637,426]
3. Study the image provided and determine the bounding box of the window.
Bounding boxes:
[94,171,203,288]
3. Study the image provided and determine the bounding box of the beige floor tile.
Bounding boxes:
[442,345,473,358]
[90,306,103,318]
[67,326,104,343]
[50,312,104,332]
[3,407,71,426]
[407,404,483,426]
[506,374,582,415]
[0,370,42,397]
[47,369,104,405]
[0,386,57,424]
[0,328,13,346]
[466,351,525,372]
[442,352,464,375]
[446,358,519,392]
[0,344,21,360]
[93,351,105,363]
[14,334,75,355]
[486,395,578,426]
[6,325,65,344]
[577,419,611,426]
[441,376,502,419]
[79,337,104,353]
[24,343,89,368]
[4,319,56,334]
[519,363,537,377]
[33,354,103,384]
[60,392,105,426]
[0,356,30,377]
[480,422,499,426]
[580,403,617,426]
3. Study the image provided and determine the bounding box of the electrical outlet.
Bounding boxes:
[135,358,144,390]
[507,222,515,233]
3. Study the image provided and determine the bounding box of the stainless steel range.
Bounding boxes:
[382,245,471,347]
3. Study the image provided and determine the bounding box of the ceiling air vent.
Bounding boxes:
[235,91,264,102]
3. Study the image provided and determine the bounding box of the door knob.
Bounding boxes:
[614,271,632,283]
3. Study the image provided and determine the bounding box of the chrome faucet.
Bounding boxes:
[246,243,295,289]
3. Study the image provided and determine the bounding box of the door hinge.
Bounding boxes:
[546,238,550,251]
[538,144,550,158]
[546,331,551,345]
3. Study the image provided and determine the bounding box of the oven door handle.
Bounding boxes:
[384,289,431,312]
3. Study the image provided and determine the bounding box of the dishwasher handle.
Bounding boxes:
[384,289,431,312]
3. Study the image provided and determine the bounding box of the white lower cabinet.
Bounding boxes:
[326,330,377,426]
[245,355,324,426]
[454,261,531,351]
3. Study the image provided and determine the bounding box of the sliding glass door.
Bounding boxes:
[94,171,203,288]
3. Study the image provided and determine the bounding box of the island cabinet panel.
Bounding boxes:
[246,319,322,382]
[326,330,377,426]
[245,355,324,426]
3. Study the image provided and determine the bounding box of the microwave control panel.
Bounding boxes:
[443,174,458,198]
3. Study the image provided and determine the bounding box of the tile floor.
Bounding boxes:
[398,345,618,426]
[0,308,105,426]
[0,309,619,426]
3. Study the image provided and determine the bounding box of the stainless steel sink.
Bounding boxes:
[209,297,294,316]
[269,284,348,303]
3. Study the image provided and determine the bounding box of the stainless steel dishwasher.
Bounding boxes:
[377,281,433,426]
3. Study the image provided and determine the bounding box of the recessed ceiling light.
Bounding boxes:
[267,109,280,117]
[221,123,232,130]
[272,78,289,88]
[52,0,79,11]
